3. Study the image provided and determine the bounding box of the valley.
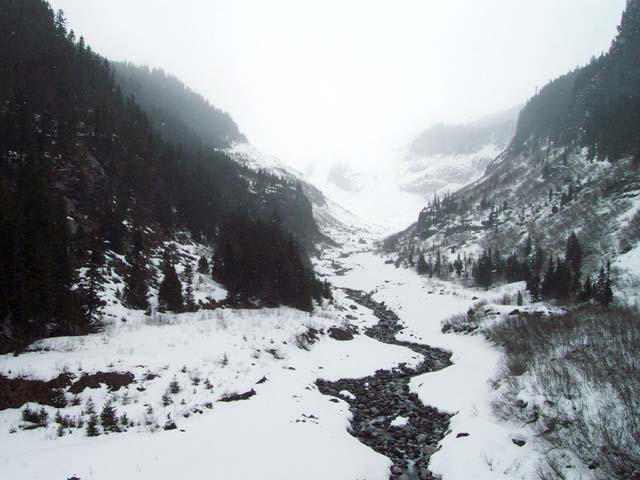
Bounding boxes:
[0,229,555,480]
[1,1,639,479]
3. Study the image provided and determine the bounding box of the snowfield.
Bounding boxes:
[1,225,614,480]
[0,289,423,479]
[319,247,548,480]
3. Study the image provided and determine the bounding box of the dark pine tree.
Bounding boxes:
[158,249,183,312]
[416,254,428,275]
[82,238,105,320]
[197,255,209,274]
[565,231,582,296]
[123,230,149,310]
[184,263,195,311]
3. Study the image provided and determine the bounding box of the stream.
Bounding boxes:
[316,288,453,480]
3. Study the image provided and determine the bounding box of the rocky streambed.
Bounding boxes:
[316,288,452,480]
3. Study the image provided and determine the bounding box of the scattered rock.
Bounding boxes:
[512,438,526,447]
[318,288,452,480]
[218,389,256,402]
[256,376,268,384]
[508,309,520,316]
[456,432,470,438]
[328,327,354,341]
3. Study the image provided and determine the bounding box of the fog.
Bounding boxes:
[50,0,625,179]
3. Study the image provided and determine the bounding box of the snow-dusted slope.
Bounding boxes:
[304,108,519,231]
[397,107,519,200]
[225,142,378,243]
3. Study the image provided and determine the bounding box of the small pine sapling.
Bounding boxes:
[100,401,120,433]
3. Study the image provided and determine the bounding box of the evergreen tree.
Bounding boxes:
[453,254,463,277]
[579,275,594,303]
[123,230,149,310]
[524,235,533,258]
[473,250,493,289]
[595,263,614,307]
[86,414,99,437]
[565,231,582,295]
[184,263,195,311]
[541,256,556,299]
[158,249,183,312]
[416,254,428,275]
[81,238,104,320]
[100,400,119,433]
[197,255,209,274]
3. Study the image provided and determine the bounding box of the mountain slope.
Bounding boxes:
[0,0,329,352]
[113,62,247,149]
[398,107,519,199]
[390,0,640,290]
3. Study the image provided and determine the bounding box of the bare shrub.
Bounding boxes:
[441,299,488,333]
[488,305,640,480]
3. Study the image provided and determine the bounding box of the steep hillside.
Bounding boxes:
[0,0,330,352]
[111,63,331,252]
[226,143,369,245]
[113,62,247,149]
[389,0,640,295]
[399,106,519,199]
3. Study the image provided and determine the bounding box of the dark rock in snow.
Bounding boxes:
[456,432,470,438]
[328,327,354,341]
[218,389,256,402]
[512,438,526,447]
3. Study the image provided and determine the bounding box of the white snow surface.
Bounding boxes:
[0,303,421,480]
[1,227,560,480]
[389,416,409,428]
[319,245,545,480]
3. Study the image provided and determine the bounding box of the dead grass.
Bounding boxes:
[486,305,640,480]
[441,299,488,333]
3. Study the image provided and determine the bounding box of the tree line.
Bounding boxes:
[413,231,613,307]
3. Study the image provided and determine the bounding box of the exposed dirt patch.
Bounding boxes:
[68,372,135,394]
[0,373,74,410]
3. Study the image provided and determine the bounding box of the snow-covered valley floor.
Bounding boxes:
[1,238,547,480]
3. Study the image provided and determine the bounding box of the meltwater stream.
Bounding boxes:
[317,288,452,480]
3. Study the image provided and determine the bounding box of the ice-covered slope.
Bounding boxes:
[304,108,519,231]
[397,106,519,199]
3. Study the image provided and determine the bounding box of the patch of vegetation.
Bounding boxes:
[487,305,640,480]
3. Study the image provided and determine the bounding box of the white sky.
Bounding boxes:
[50,0,626,173]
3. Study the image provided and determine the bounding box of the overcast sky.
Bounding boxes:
[50,0,627,173]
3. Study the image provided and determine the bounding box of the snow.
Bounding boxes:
[323,248,545,480]
[389,416,409,428]
[0,291,421,480]
[338,390,356,401]
[3,202,626,480]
